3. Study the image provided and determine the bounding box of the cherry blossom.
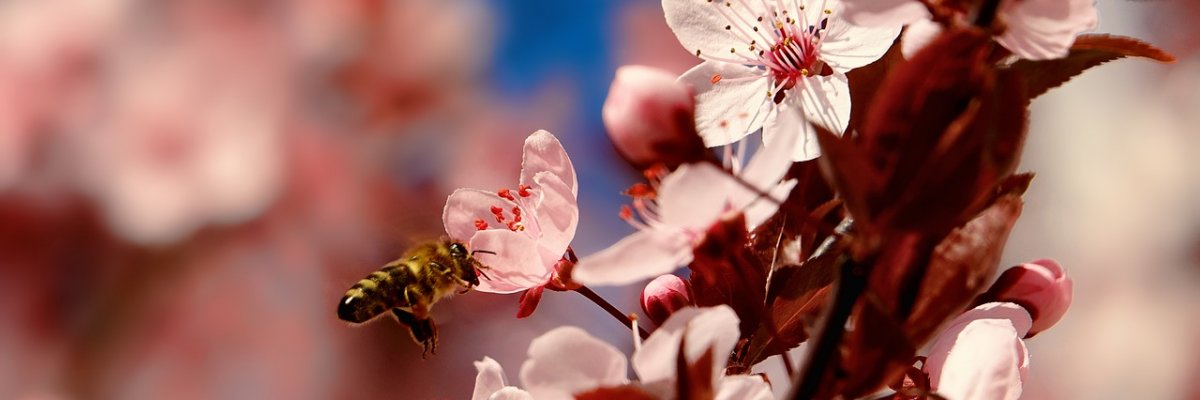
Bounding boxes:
[443,130,579,294]
[842,0,1098,60]
[572,129,797,286]
[470,306,772,400]
[664,0,900,160]
[923,302,1032,400]
[603,65,710,169]
[641,274,693,325]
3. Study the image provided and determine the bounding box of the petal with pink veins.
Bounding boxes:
[662,0,762,62]
[679,61,772,147]
[471,230,553,294]
[520,130,577,196]
[519,326,629,399]
[572,230,692,286]
[530,172,578,258]
[819,8,903,72]
[443,188,518,242]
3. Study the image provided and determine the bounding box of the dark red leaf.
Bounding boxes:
[688,214,766,339]
[743,237,844,364]
[1011,34,1175,100]
[575,386,659,400]
[847,37,904,134]
[907,194,1024,341]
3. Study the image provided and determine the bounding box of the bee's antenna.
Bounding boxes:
[471,249,497,256]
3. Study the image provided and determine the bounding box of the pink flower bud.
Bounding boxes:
[977,259,1073,337]
[602,65,710,170]
[640,274,692,325]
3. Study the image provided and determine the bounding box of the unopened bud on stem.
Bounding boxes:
[640,274,692,325]
[603,66,711,170]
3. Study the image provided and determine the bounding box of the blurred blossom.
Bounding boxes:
[923,302,1032,400]
[574,130,796,286]
[602,65,709,170]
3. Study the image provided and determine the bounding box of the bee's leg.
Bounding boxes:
[391,308,439,357]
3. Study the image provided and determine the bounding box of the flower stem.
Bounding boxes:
[788,256,870,400]
[575,285,651,340]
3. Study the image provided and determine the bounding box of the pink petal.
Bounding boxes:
[658,163,734,230]
[996,0,1098,60]
[678,61,772,147]
[663,0,762,63]
[770,74,850,160]
[924,302,1032,400]
[746,106,801,186]
[982,259,1073,336]
[473,357,509,400]
[471,230,553,294]
[443,188,517,242]
[530,172,578,261]
[900,18,943,59]
[602,65,706,169]
[741,179,796,229]
[819,9,903,72]
[520,130,577,196]
[632,306,740,385]
[519,326,628,399]
[489,387,533,400]
[841,0,930,27]
[716,375,774,400]
[572,230,692,286]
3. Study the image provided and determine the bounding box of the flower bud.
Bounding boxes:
[602,65,710,170]
[640,274,692,325]
[923,302,1031,400]
[976,259,1073,337]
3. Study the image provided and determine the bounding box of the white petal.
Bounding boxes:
[742,108,799,189]
[489,387,534,400]
[743,179,796,229]
[520,326,629,399]
[632,306,740,385]
[900,18,943,59]
[716,375,774,400]
[473,357,509,400]
[521,130,578,196]
[573,230,692,286]
[658,162,735,230]
[761,99,820,162]
[996,0,1098,60]
[679,61,772,147]
[820,7,903,72]
[841,0,930,27]
[663,0,764,62]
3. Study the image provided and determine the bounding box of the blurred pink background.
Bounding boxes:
[0,0,1195,399]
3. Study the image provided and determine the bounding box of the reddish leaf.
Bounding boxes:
[742,237,844,364]
[907,194,1024,342]
[1011,34,1176,100]
[847,37,904,134]
[688,215,766,338]
[575,386,659,400]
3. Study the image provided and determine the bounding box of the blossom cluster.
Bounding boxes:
[430,0,1174,399]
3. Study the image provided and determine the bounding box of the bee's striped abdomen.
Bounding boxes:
[337,261,417,324]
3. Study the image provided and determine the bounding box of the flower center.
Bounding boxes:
[473,184,535,232]
[702,0,836,103]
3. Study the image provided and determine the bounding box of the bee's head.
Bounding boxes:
[448,242,469,259]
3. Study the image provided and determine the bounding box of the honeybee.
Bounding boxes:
[337,240,490,355]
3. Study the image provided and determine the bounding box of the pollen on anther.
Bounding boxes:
[497,188,515,201]
[511,206,521,216]
[696,49,702,56]
[517,184,532,197]
[490,205,504,216]
[711,74,723,84]
[824,9,832,14]
[730,48,736,53]
[474,218,488,231]
[619,205,634,221]
[725,25,731,30]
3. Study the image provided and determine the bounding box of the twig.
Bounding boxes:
[789,256,870,400]
[576,285,651,340]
